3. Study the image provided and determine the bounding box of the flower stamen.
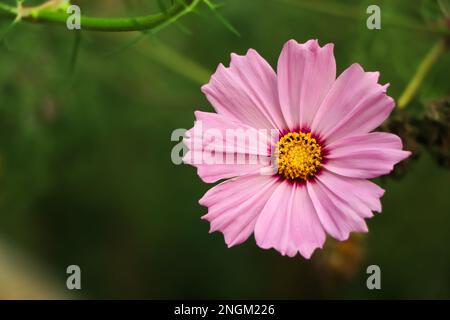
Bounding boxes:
[276,131,322,180]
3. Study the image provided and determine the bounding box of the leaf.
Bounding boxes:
[68,30,82,75]
[175,21,192,35]
[104,32,149,58]
[0,18,19,44]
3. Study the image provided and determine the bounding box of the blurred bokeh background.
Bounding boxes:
[0,0,449,299]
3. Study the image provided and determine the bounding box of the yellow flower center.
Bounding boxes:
[276,131,323,181]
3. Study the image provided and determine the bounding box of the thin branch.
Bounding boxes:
[398,39,447,109]
[0,0,201,32]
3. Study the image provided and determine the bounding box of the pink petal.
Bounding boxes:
[315,170,385,218]
[277,39,336,131]
[324,132,411,179]
[307,179,369,241]
[183,111,273,183]
[312,63,393,143]
[254,181,326,258]
[200,175,280,248]
[184,156,266,183]
[202,49,287,130]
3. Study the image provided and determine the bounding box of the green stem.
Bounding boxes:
[398,39,447,109]
[0,0,200,32]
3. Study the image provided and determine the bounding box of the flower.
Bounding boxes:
[183,39,411,259]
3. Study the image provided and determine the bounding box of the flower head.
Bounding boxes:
[183,39,411,259]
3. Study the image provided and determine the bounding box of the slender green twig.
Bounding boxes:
[398,39,447,109]
[68,30,81,74]
[0,0,200,32]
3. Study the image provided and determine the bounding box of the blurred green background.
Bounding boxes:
[0,0,449,299]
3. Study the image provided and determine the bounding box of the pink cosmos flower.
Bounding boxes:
[183,39,411,259]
